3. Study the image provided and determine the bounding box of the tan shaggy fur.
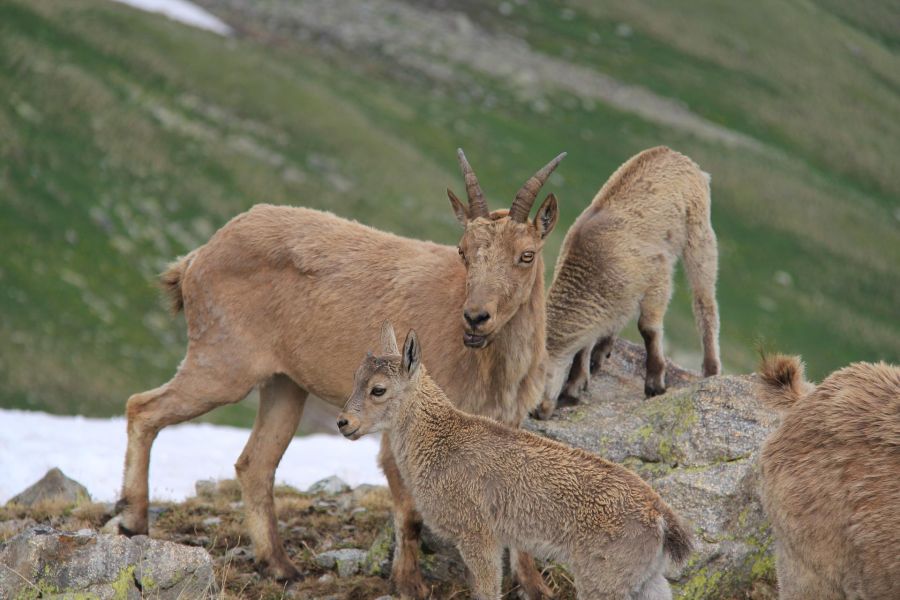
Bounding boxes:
[536,146,720,418]
[757,355,900,599]
[117,151,563,599]
[339,324,693,600]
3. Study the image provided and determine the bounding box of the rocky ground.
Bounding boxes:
[1,341,778,599]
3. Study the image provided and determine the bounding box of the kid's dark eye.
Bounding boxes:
[371,386,386,397]
[520,251,535,263]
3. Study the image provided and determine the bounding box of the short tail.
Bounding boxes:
[159,248,199,314]
[757,354,810,411]
[661,505,694,567]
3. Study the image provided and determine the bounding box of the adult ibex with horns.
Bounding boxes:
[115,149,565,599]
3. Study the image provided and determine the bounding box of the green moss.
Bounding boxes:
[675,567,723,600]
[365,522,395,576]
[110,565,135,600]
[139,571,157,591]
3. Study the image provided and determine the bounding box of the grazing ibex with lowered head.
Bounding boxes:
[757,355,900,599]
[339,323,694,600]
[116,149,564,599]
[536,146,720,419]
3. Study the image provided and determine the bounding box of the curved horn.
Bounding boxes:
[509,152,567,222]
[456,148,489,219]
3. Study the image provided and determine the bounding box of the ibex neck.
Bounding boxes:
[388,373,455,473]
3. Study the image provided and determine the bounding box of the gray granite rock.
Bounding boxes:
[525,339,777,597]
[315,548,368,577]
[7,468,90,507]
[0,526,216,599]
[307,475,351,495]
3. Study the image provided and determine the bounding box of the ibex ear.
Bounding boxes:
[401,329,421,376]
[533,193,558,239]
[380,321,399,355]
[447,189,468,225]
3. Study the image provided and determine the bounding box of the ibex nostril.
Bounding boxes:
[464,310,491,328]
[337,418,349,429]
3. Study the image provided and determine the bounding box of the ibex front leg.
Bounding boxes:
[235,374,306,580]
[380,436,430,599]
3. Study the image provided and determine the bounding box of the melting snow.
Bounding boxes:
[0,409,385,503]
[110,0,232,36]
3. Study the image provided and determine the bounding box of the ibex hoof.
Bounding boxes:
[393,568,430,599]
[258,558,301,582]
[644,380,666,397]
[517,574,555,599]
[531,401,555,421]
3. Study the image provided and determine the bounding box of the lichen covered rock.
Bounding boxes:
[0,526,216,599]
[525,339,778,598]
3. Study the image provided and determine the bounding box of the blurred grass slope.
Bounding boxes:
[1,0,897,424]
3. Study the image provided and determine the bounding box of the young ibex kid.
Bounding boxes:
[536,146,720,419]
[339,323,693,600]
[757,355,900,599]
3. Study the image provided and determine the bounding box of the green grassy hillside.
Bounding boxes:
[1,0,897,425]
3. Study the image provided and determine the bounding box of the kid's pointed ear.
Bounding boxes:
[402,329,421,376]
[533,193,559,239]
[381,321,399,355]
[447,189,469,225]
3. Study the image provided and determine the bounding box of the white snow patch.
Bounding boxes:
[0,409,385,503]
[110,0,232,36]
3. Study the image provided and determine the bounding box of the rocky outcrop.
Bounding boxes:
[7,467,90,507]
[0,526,216,599]
[525,339,778,598]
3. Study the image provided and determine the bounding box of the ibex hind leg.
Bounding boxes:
[560,345,591,403]
[589,335,616,375]
[118,347,258,536]
[682,217,720,377]
[235,374,306,581]
[638,274,673,397]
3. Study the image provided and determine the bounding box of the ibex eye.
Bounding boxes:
[521,251,535,263]
[457,247,464,257]
[371,386,386,397]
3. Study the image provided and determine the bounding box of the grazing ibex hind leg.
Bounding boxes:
[683,208,721,377]
[118,347,258,536]
[560,345,591,402]
[235,374,306,581]
[589,335,616,375]
[638,273,673,397]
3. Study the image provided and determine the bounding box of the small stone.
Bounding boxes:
[318,573,334,584]
[7,468,90,507]
[616,23,633,38]
[202,516,222,527]
[306,475,350,495]
[195,479,216,497]
[315,548,367,577]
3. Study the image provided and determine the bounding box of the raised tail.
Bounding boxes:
[159,248,200,314]
[660,504,694,567]
[756,353,811,411]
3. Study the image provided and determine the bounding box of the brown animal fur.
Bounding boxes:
[536,147,720,419]
[117,151,563,599]
[757,355,900,599]
[339,324,693,600]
